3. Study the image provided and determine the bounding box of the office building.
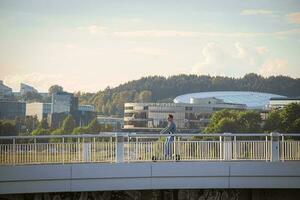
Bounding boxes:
[0,101,25,120]
[51,92,78,114]
[20,83,38,96]
[97,116,124,131]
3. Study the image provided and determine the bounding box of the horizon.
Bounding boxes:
[1,0,300,92]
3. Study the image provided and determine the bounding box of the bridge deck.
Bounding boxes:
[1,161,300,194]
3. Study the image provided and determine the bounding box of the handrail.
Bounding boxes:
[0,132,299,140]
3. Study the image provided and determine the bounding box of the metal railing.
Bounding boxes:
[0,133,299,165]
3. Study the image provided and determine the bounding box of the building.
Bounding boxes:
[97,116,124,131]
[26,102,52,121]
[174,91,285,110]
[20,83,38,96]
[124,91,287,132]
[267,97,300,110]
[48,92,78,128]
[0,101,26,120]
[0,81,12,97]
[51,92,78,114]
[78,105,95,112]
[124,101,246,132]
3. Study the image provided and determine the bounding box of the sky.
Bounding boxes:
[0,0,300,92]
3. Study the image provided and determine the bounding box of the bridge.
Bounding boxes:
[0,133,300,194]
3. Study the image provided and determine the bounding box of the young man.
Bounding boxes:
[160,114,176,159]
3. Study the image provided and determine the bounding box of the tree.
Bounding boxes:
[61,115,76,133]
[215,118,240,133]
[38,118,49,129]
[72,126,89,135]
[0,120,17,136]
[48,85,63,95]
[205,109,262,133]
[137,90,152,102]
[280,103,300,132]
[237,111,261,133]
[32,128,50,136]
[88,118,100,133]
[263,111,282,132]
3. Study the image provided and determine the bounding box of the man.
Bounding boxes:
[160,114,176,159]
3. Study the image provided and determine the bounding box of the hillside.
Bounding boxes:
[76,73,300,116]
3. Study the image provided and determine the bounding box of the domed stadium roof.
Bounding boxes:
[174,91,286,109]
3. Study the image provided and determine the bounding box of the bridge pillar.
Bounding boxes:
[116,133,124,163]
[223,133,232,160]
[271,132,280,162]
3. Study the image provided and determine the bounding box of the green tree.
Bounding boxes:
[61,115,76,133]
[263,111,282,132]
[137,90,152,102]
[32,128,50,136]
[237,110,261,133]
[280,103,300,132]
[215,118,240,133]
[88,118,100,133]
[48,85,63,95]
[38,118,49,129]
[72,126,90,134]
[0,120,17,136]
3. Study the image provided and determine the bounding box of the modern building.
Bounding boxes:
[124,101,246,132]
[0,101,26,120]
[20,83,38,96]
[0,81,12,97]
[174,91,286,110]
[97,116,124,131]
[26,102,52,121]
[267,97,300,110]
[51,92,78,114]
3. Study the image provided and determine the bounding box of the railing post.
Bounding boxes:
[116,133,124,163]
[223,133,232,161]
[62,137,65,164]
[281,135,285,162]
[82,138,92,162]
[13,138,16,165]
[271,132,280,162]
[34,138,37,163]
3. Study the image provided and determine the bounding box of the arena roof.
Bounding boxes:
[173,91,286,109]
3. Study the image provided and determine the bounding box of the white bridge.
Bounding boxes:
[0,133,300,194]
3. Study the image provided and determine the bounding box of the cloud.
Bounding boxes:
[129,47,168,57]
[287,12,300,24]
[113,30,266,38]
[260,59,289,76]
[241,9,273,16]
[256,46,269,55]
[192,43,274,76]
[76,25,108,35]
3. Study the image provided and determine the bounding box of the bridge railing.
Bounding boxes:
[0,133,299,165]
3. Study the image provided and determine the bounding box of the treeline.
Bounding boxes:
[76,73,300,116]
[205,103,300,133]
[0,115,112,137]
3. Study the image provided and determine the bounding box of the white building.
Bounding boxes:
[124,101,246,131]
[267,98,300,110]
[26,102,52,121]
